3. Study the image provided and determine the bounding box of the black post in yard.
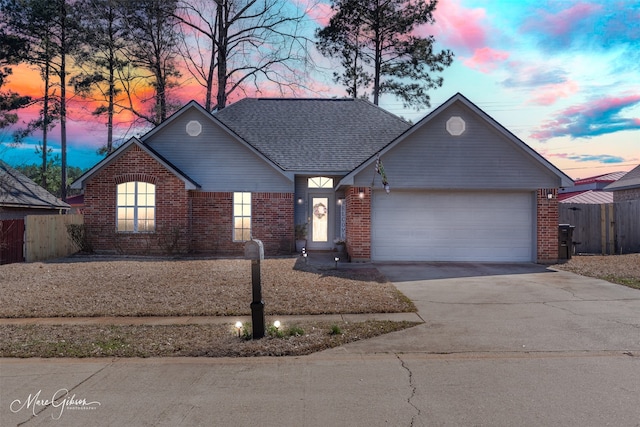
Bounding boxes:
[245,239,265,339]
[250,259,265,339]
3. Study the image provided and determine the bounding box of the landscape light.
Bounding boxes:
[235,321,243,337]
[273,320,281,329]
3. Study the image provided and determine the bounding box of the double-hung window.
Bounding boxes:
[233,192,251,241]
[117,182,155,232]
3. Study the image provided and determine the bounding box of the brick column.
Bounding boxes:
[536,188,559,263]
[345,186,371,261]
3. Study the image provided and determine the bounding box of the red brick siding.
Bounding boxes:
[536,188,559,263]
[189,191,294,256]
[84,145,190,254]
[83,145,294,256]
[345,187,371,261]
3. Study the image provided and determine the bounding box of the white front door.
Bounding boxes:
[307,194,334,250]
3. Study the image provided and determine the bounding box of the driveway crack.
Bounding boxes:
[395,353,420,426]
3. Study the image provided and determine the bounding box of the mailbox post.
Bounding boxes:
[244,239,265,339]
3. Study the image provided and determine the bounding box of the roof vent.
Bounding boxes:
[446,116,465,136]
[186,120,202,137]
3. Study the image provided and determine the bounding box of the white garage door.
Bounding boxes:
[371,191,534,262]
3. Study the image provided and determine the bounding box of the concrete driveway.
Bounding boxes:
[2,263,639,426]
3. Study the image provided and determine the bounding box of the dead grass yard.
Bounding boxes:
[0,256,417,357]
[0,256,415,318]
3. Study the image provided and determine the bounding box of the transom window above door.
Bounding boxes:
[308,177,333,188]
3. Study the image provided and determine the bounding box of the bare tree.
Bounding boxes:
[174,0,315,111]
[119,0,182,125]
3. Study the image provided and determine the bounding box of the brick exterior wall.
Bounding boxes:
[613,188,640,202]
[84,145,190,254]
[189,191,293,256]
[536,188,559,263]
[345,186,371,261]
[83,144,294,256]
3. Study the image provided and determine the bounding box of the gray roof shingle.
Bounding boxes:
[0,160,70,210]
[214,98,410,172]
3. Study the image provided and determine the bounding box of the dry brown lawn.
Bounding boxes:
[0,256,414,318]
[0,256,417,357]
[552,253,640,289]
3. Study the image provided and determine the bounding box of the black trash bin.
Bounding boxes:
[558,224,575,260]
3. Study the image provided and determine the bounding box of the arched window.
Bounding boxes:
[308,177,333,188]
[117,182,155,232]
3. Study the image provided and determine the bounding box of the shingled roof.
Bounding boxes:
[214,98,410,172]
[604,164,640,191]
[0,160,70,210]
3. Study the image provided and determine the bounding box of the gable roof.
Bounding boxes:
[572,171,627,186]
[215,98,411,172]
[604,164,640,191]
[0,160,70,210]
[70,137,200,190]
[339,93,574,188]
[560,190,613,204]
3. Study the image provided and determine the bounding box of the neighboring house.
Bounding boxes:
[65,194,85,214]
[558,171,626,202]
[71,93,573,263]
[604,164,640,202]
[560,190,613,204]
[0,160,70,220]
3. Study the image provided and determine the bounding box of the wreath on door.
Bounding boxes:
[313,202,327,219]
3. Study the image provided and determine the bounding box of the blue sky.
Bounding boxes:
[1,0,638,180]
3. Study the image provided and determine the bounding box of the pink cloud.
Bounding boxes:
[423,0,488,54]
[531,93,640,140]
[462,47,509,73]
[528,80,580,106]
[304,1,334,27]
[522,3,602,46]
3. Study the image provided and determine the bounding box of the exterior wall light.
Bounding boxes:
[358,188,365,199]
[297,197,304,204]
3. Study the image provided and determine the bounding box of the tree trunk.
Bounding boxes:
[215,0,227,110]
[59,0,67,202]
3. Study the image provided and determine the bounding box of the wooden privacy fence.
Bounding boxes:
[559,200,640,255]
[0,219,25,265]
[24,214,83,262]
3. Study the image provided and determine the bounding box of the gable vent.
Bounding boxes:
[186,120,202,137]
[446,116,466,136]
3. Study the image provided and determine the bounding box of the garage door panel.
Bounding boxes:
[371,191,534,262]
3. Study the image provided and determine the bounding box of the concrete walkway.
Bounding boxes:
[2,261,640,427]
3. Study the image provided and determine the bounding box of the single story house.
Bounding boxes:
[0,160,70,220]
[71,93,573,263]
[558,171,626,202]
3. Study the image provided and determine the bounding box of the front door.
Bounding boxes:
[307,194,333,250]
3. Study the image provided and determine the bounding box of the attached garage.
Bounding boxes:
[371,190,535,262]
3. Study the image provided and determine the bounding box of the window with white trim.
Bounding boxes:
[117,182,155,232]
[233,192,251,241]
[308,177,333,188]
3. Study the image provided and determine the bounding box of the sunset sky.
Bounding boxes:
[1,0,638,180]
